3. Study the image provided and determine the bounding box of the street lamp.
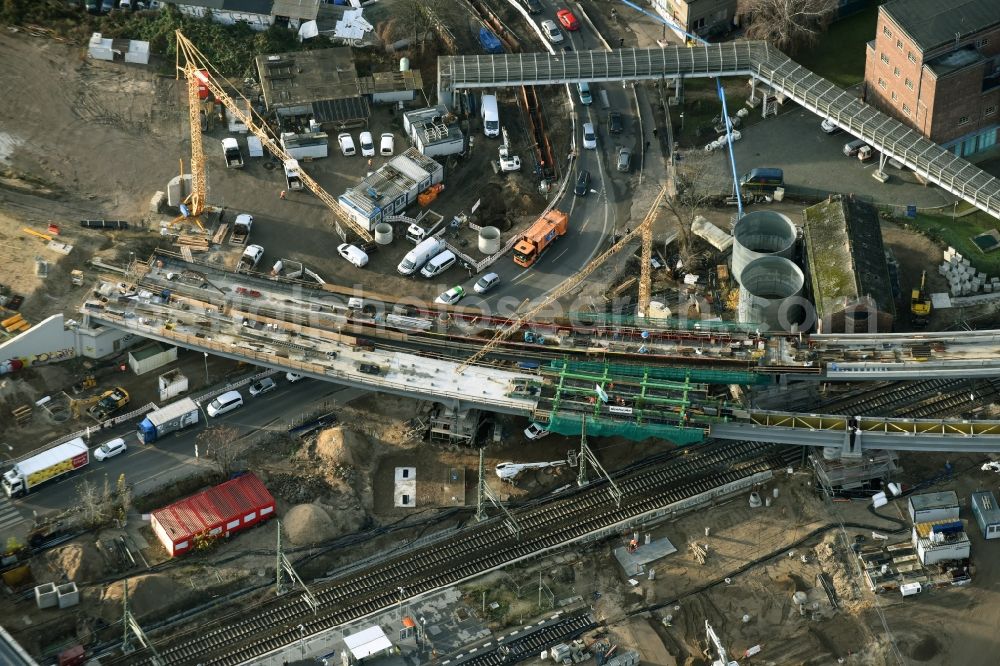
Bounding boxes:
[203,352,209,385]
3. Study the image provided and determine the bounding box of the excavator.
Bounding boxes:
[910,270,932,327]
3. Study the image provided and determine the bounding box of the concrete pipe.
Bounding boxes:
[374,223,393,245]
[737,255,805,333]
[478,226,501,254]
[732,211,797,284]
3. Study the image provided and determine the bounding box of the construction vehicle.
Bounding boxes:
[911,270,932,326]
[497,127,521,172]
[86,387,129,420]
[495,460,566,481]
[284,159,303,191]
[513,210,568,267]
[173,31,373,243]
[137,397,200,443]
[230,213,253,245]
[238,244,265,273]
[222,137,244,168]
[2,438,89,497]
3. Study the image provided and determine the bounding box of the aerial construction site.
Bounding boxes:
[2,0,1000,665]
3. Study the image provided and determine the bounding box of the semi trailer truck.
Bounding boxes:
[2,438,89,497]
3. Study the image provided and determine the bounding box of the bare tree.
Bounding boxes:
[116,473,132,525]
[396,0,441,53]
[198,425,243,479]
[78,478,114,528]
[738,0,838,54]
[663,151,730,265]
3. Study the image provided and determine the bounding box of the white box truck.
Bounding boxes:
[137,397,200,444]
[397,237,445,275]
[2,438,89,497]
[481,94,500,138]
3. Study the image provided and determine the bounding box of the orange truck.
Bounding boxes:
[513,210,568,267]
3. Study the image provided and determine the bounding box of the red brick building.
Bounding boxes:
[863,0,1000,157]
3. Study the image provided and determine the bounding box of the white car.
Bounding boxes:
[248,377,277,397]
[337,132,356,156]
[523,423,550,440]
[359,131,375,157]
[338,243,369,268]
[582,122,597,150]
[286,372,305,383]
[821,118,841,134]
[541,20,563,44]
[474,272,501,294]
[380,133,395,156]
[94,437,127,462]
[435,286,466,305]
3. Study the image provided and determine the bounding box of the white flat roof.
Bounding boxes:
[344,625,392,659]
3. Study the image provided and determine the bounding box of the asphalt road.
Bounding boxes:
[7,378,361,525]
[457,2,639,310]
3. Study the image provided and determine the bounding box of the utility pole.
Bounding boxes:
[576,417,623,507]
[577,417,589,487]
[275,520,320,611]
[476,447,487,522]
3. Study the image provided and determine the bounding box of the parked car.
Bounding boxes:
[358,363,381,375]
[541,20,563,43]
[435,286,466,305]
[821,118,841,134]
[474,272,501,294]
[248,377,277,397]
[359,131,375,157]
[286,372,305,383]
[94,437,127,462]
[523,422,550,440]
[380,133,395,156]
[582,122,597,150]
[608,111,624,134]
[206,390,244,418]
[574,169,591,196]
[337,243,369,268]
[843,138,868,157]
[522,0,542,14]
[617,146,631,172]
[337,132,356,156]
[556,8,579,31]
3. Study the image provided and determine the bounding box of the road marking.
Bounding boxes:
[0,497,25,533]
[512,271,532,284]
[552,248,569,262]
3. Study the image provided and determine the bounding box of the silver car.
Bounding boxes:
[474,272,501,294]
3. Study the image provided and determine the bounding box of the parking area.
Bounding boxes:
[730,102,958,209]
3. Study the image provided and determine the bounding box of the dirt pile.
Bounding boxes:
[39,541,104,584]
[315,426,365,468]
[101,573,190,621]
[283,503,337,545]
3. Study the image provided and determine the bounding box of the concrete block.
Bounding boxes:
[946,246,956,258]
[963,258,972,268]
[986,284,994,293]
[979,272,988,281]
[35,582,58,609]
[56,582,79,609]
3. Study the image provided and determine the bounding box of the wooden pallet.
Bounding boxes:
[211,223,229,245]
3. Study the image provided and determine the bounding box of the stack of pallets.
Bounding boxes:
[176,233,210,253]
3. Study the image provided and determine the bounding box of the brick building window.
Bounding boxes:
[893,66,900,77]
[881,53,889,65]
[883,26,892,38]
[896,39,903,51]
[908,52,916,64]
[976,38,990,48]
[878,78,887,89]
[959,116,970,125]
[987,106,997,117]
[905,78,914,90]
[902,104,911,115]
[891,91,898,101]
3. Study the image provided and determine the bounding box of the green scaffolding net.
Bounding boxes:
[547,360,768,386]
[546,413,707,445]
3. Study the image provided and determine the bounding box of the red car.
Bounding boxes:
[556,9,579,31]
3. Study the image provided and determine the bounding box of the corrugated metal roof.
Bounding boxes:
[152,473,275,542]
[311,96,370,124]
[883,0,1000,53]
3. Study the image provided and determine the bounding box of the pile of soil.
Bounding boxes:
[282,503,338,545]
[101,573,190,621]
[39,542,104,584]
[315,426,365,468]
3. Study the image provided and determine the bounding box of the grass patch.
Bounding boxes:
[796,3,879,88]
[907,212,1000,276]
[673,79,750,147]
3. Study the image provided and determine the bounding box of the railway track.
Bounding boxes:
[117,441,793,665]
[814,379,959,415]
[444,611,597,666]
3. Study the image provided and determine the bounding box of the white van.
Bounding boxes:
[398,237,445,275]
[420,250,457,278]
[206,390,244,417]
[481,94,500,138]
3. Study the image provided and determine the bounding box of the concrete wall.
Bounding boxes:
[0,313,139,367]
[175,5,272,30]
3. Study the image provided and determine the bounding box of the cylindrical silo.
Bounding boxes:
[737,256,805,332]
[374,223,393,245]
[732,211,797,284]
[478,226,501,254]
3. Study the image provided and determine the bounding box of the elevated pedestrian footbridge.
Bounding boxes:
[438,42,1000,219]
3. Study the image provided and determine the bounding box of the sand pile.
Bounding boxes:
[315,426,365,467]
[283,501,365,546]
[102,573,188,620]
[40,542,104,584]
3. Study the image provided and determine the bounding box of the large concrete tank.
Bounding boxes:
[478,226,501,254]
[737,256,805,332]
[374,223,393,245]
[732,211,796,284]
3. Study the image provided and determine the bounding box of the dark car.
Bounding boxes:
[608,111,623,134]
[522,0,542,13]
[574,170,591,196]
[358,363,381,375]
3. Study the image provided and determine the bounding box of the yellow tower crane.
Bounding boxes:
[173,37,209,230]
[173,30,374,243]
[455,186,668,373]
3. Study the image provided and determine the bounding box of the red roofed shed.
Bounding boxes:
[150,473,275,557]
